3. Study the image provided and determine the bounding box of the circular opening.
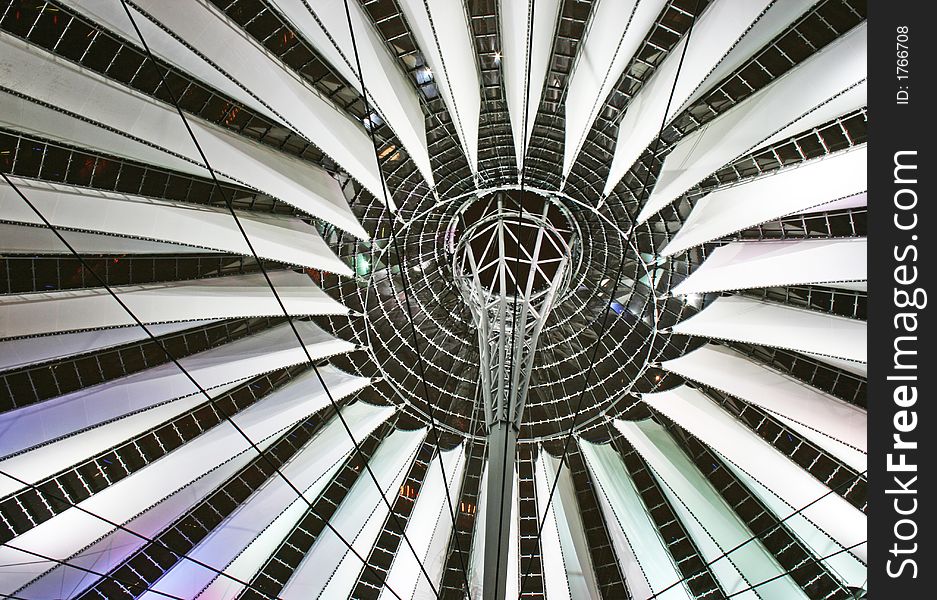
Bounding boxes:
[452,189,579,300]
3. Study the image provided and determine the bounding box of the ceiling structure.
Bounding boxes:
[0,0,867,599]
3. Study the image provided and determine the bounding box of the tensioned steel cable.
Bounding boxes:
[645,460,869,599]
[723,540,866,599]
[0,5,427,596]
[338,0,476,595]
[114,2,445,596]
[0,542,185,600]
[0,171,401,600]
[517,1,703,592]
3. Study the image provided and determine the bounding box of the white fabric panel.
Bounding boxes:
[671,295,867,364]
[57,0,280,124]
[618,419,806,600]
[145,402,395,600]
[264,1,359,103]
[535,449,601,600]
[195,487,310,600]
[579,440,692,600]
[675,0,819,113]
[0,78,196,175]
[0,222,208,255]
[467,465,488,599]
[0,327,358,496]
[194,402,395,600]
[673,238,867,295]
[399,0,480,173]
[0,366,340,593]
[0,87,195,176]
[774,412,867,475]
[280,428,426,599]
[724,460,867,587]
[0,324,362,458]
[604,0,775,196]
[642,385,867,563]
[0,320,216,372]
[382,445,467,600]
[662,344,867,457]
[638,23,867,223]
[0,383,235,499]
[270,0,433,189]
[0,270,348,339]
[18,442,259,600]
[758,81,867,155]
[507,468,520,600]
[465,467,521,600]
[0,178,349,274]
[500,0,561,174]
[195,462,343,600]
[535,450,571,600]
[126,0,386,210]
[563,0,667,177]
[0,34,367,239]
[662,147,867,256]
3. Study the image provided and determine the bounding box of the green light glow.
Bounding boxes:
[355,254,371,277]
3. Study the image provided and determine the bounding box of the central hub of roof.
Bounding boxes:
[451,189,579,302]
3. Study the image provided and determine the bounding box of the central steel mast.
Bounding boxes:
[452,193,575,599]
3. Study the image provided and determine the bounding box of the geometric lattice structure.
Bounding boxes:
[453,191,577,434]
[452,191,576,599]
[0,0,868,599]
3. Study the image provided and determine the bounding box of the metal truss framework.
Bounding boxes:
[452,191,577,599]
[0,0,870,597]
